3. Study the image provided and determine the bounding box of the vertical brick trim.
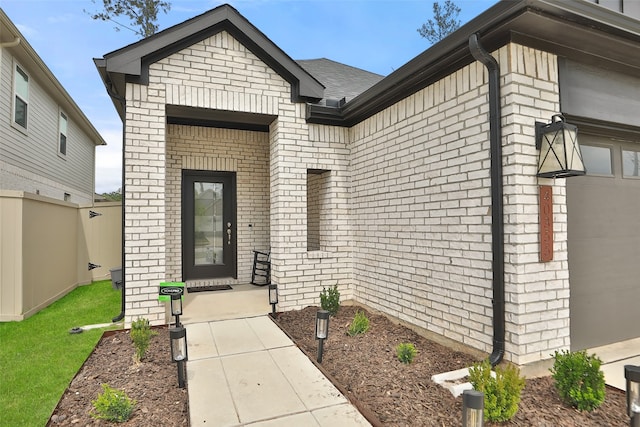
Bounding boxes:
[500,44,569,365]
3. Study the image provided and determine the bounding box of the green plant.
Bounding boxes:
[90,383,136,422]
[319,285,341,316]
[468,359,526,422]
[130,318,157,363]
[396,343,417,364]
[550,349,605,411]
[347,310,370,336]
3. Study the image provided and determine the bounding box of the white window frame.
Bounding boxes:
[58,110,68,158]
[12,61,29,132]
[622,148,640,179]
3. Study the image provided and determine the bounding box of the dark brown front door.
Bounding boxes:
[182,170,237,280]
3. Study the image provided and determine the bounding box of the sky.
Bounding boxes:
[1,0,496,193]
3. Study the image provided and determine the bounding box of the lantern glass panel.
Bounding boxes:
[171,295,183,316]
[269,285,278,305]
[170,328,188,362]
[630,379,640,416]
[315,311,329,340]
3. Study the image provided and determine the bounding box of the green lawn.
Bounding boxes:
[0,280,121,426]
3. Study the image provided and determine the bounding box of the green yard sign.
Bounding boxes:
[158,282,185,302]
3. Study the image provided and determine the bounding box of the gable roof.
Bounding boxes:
[296,59,384,106]
[95,4,325,120]
[0,9,106,146]
[306,0,640,127]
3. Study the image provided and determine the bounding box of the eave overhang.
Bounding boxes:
[307,0,640,127]
[95,4,325,122]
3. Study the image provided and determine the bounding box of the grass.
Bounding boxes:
[0,280,121,426]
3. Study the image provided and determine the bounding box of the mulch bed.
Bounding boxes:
[275,305,629,427]
[46,304,628,426]
[47,327,188,426]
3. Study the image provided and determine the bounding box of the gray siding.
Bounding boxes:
[0,48,95,203]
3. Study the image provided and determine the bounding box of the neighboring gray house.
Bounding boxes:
[96,0,640,369]
[0,9,106,204]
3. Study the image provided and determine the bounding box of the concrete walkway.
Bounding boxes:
[179,284,640,426]
[185,315,371,427]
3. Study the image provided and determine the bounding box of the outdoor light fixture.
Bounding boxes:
[535,114,586,178]
[170,326,188,388]
[462,389,484,427]
[625,365,640,427]
[268,284,278,315]
[170,293,183,326]
[315,310,330,363]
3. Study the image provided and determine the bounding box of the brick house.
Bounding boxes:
[96,0,640,368]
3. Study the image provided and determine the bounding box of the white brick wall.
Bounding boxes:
[123,28,570,366]
[349,44,569,365]
[123,31,354,324]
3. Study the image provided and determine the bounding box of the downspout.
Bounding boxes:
[468,33,505,367]
[105,83,127,323]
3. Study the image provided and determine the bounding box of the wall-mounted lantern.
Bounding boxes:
[268,284,278,315]
[535,114,586,178]
[625,365,640,427]
[315,310,330,363]
[170,326,188,388]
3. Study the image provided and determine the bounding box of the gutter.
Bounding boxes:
[468,33,505,367]
[104,82,127,323]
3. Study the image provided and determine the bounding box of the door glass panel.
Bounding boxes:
[193,182,223,265]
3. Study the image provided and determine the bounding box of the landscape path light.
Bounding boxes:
[315,310,330,363]
[171,293,183,326]
[268,284,278,315]
[462,389,484,427]
[626,365,640,427]
[170,326,188,388]
[535,114,585,178]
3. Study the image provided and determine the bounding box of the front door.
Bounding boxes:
[182,170,237,280]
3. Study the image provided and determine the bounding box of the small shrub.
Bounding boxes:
[347,310,370,336]
[90,383,136,422]
[396,343,417,364]
[468,359,525,422]
[130,318,157,363]
[550,349,605,411]
[319,285,340,316]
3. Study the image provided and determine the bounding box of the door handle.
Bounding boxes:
[227,222,232,245]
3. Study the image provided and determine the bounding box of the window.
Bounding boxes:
[623,149,640,177]
[13,64,29,129]
[581,145,612,176]
[59,111,68,156]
